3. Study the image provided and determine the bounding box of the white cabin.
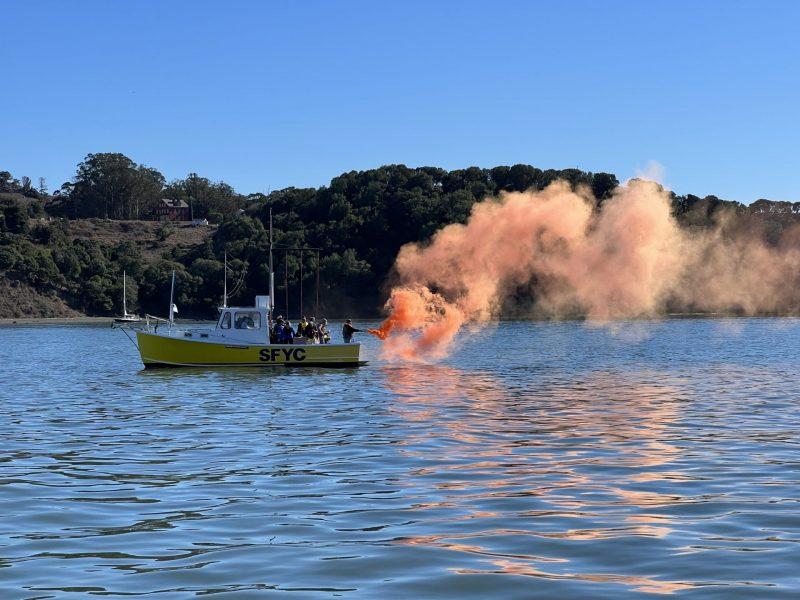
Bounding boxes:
[178,295,272,343]
[211,295,271,342]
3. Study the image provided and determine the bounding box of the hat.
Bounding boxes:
[310,317,315,322]
[277,317,284,322]
[345,319,352,323]
[321,318,327,324]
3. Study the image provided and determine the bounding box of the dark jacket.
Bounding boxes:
[342,322,361,343]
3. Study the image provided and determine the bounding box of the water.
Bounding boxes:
[1,318,800,598]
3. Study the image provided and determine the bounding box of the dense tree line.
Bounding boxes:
[36,153,246,223]
[2,158,798,319]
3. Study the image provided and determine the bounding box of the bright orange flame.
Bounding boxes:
[370,287,465,362]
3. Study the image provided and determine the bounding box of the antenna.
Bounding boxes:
[223,252,228,308]
[269,208,275,319]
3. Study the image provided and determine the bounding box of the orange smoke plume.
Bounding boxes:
[372,179,800,362]
[369,287,465,362]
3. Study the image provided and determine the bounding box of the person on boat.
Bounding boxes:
[298,316,309,337]
[280,320,295,344]
[271,316,285,343]
[235,314,255,329]
[318,318,331,344]
[305,317,319,343]
[342,319,362,343]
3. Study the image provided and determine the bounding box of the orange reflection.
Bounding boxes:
[398,534,693,594]
[452,560,696,594]
[384,364,693,594]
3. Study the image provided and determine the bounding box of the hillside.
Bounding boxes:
[63,219,215,260]
[0,219,216,319]
[4,162,800,322]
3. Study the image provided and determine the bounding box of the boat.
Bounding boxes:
[123,211,366,368]
[133,295,365,368]
[113,271,142,324]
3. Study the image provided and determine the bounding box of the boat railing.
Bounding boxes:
[144,314,174,332]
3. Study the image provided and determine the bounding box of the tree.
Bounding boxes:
[490,164,543,193]
[68,153,165,219]
[81,275,115,313]
[0,171,12,192]
[131,166,165,219]
[163,173,243,222]
[508,164,543,192]
[591,172,619,201]
[0,246,19,270]
[557,168,593,189]
[0,198,29,234]
[112,240,145,278]
[189,258,225,305]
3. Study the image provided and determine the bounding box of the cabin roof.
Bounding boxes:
[161,198,189,208]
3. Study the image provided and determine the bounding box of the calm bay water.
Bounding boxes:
[1,318,800,598]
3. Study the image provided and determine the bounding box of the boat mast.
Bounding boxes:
[269,207,275,319]
[169,270,176,326]
[122,270,128,317]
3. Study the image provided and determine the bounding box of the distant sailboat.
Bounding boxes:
[114,271,142,324]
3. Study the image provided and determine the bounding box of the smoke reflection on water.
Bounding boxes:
[381,364,705,594]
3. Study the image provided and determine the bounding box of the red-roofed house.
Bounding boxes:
[154,198,190,221]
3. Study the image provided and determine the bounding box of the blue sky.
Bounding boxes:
[3,0,799,204]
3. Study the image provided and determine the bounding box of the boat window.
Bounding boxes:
[220,312,231,329]
[234,311,261,329]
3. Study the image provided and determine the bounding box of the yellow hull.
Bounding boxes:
[136,331,365,368]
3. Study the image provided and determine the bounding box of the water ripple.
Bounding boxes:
[1,320,800,597]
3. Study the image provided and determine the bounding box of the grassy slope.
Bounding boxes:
[0,220,216,318]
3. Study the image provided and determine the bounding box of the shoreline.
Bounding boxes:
[1,313,797,328]
[0,317,220,327]
[0,316,114,327]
